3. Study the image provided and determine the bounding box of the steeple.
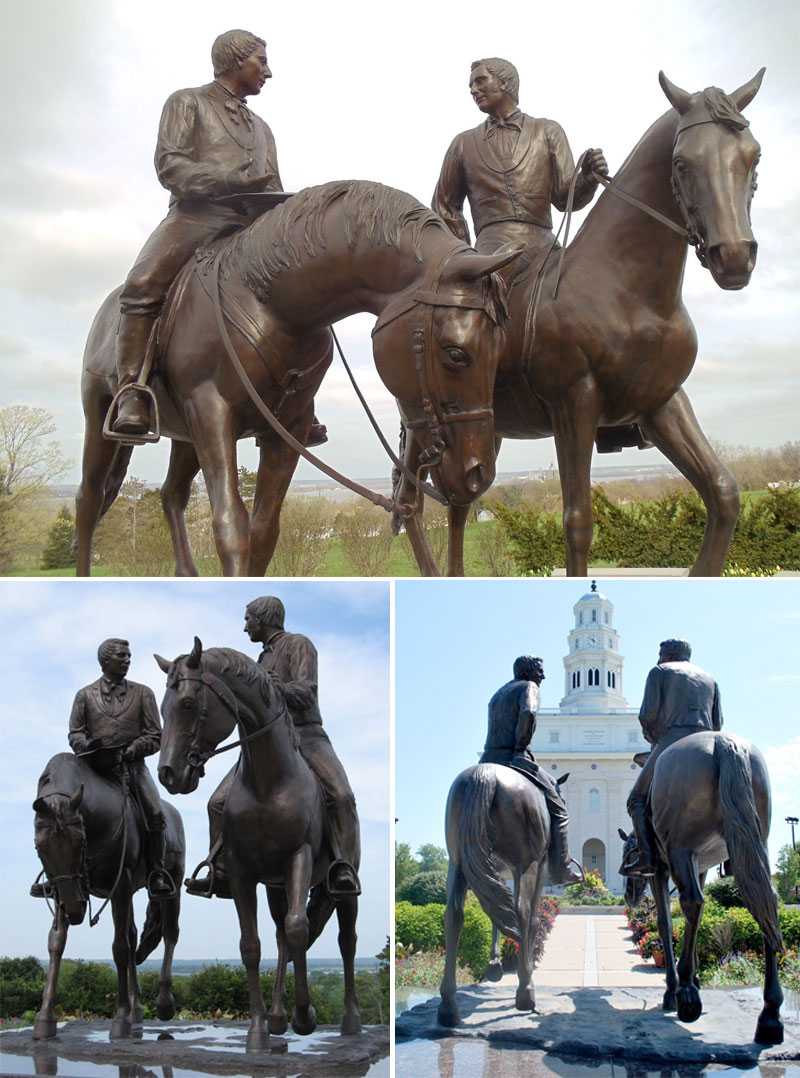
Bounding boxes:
[559,582,627,712]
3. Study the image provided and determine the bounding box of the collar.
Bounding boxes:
[101,676,127,695]
[485,108,523,138]
[261,629,286,653]
[213,78,248,106]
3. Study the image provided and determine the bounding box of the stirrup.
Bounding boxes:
[102,384,161,445]
[326,859,361,898]
[567,857,585,882]
[185,859,216,898]
[147,869,177,900]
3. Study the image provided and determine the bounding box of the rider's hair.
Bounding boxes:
[97,638,130,668]
[246,596,286,631]
[211,29,266,78]
[513,655,545,683]
[659,638,692,662]
[471,58,520,105]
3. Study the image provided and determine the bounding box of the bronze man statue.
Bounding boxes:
[187,595,361,897]
[110,28,326,446]
[479,656,581,884]
[433,57,608,256]
[623,639,723,877]
[32,639,174,899]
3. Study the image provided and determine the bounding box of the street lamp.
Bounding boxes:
[786,816,799,851]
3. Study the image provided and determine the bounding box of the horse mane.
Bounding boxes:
[36,752,84,802]
[233,179,451,301]
[702,87,749,131]
[200,647,297,748]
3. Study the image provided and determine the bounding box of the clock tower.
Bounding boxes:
[560,581,627,712]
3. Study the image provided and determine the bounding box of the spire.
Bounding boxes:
[559,585,627,712]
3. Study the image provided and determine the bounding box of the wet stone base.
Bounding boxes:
[395,985,800,1068]
[1,1019,389,1076]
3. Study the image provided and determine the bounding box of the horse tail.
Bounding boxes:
[100,445,134,519]
[456,765,520,941]
[714,734,783,952]
[135,898,163,964]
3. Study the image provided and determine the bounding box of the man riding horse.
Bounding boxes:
[109,28,326,446]
[31,638,175,900]
[622,639,723,877]
[187,595,361,898]
[432,57,608,258]
[480,655,581,884]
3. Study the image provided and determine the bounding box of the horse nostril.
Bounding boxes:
[158,766,172,788]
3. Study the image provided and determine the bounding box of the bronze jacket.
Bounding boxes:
[155,81,282,204]
[68,678,161,759]
[258,631,323,726]
[638,661,723,746]
[483,678,539,754]
[432,114,595,244]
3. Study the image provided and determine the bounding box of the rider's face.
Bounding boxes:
[238,46,271,97]
[469,65,508,114]
[243,610,261,641]
[103,645,131,680]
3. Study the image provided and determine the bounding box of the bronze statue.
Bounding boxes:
[186,595,360,899]
[438,657,569,1026]
[619,640,783,1044]
[401,68,766,577]
[156,633,364,1045]
[478,656,580,884]
[433,57,608,256]
[107,29,326,448]
[30,640,185,1040]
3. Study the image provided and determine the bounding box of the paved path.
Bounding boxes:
[535,912,664,988]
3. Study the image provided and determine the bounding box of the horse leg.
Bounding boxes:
[75,384,119,576]
[248,434,301,576]
[110,885,135,1038]
[438,863,467,1027]
[447,504,470,577]
[161,440,200,576]
[230,876,269,1050]
[265,886,289,1035]
[755,941,784,1045]
[652,868,678,1011]
[285,844,316,1035]
[127,913,143,1025]
[669,851,704,1023]
[552,388,600,576]
[641,388,739,575]
[515,864,543,1012]
[157,892,180,1020]
[186,395,250,575]
[484,923,503,982]
[33,905,69,1039]
[336,895,362,1035]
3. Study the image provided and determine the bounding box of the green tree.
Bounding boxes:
[416,844,448,874]
[395,843,418,895]
[41,505,76,569]
[776,844,800,903]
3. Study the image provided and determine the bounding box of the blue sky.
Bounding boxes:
[0,580,389,960]
[396,579,800,866]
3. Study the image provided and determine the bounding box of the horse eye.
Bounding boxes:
[443,347,471,370]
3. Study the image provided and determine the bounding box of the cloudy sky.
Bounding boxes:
[0,0,797,488]
[0,580,390,960]
[396,578,800,868]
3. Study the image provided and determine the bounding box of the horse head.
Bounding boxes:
[617,827,648,908]
[660,68,765,289]
[372,246,524,506]
[155,638,239,795]
[33,787,88,925]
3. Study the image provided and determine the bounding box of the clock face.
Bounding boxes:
[589,635,597,646]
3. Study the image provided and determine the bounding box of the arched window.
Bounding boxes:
[611,672,616,688]
[604,612,609,624]
[579,612,584,625]
[577,670,581,687]
[607,670,611,687]
[588,667,599,686]
[588,788,600,812]
[591,609,597,623]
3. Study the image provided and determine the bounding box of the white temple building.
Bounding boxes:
[532,583,649,894]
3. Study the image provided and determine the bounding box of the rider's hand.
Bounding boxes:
[121,746,136,763]
[582,148,609,179]
[86,737,104,752]
[231,165,278,193]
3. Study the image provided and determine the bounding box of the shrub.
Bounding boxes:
[0,957,45,1017]
[563,870,620,906]
[780,907,800,949]
[58,961,117,1017]
[491,501,562,576]
[186,965,249,1015]
[460,898,493,979]
[704,876,745,909]
[397,871,448,906]
[335,504,394,575]
[395,901,445,953]
[41,506,76,569]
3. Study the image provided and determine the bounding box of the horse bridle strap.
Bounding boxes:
[591,170,689,239]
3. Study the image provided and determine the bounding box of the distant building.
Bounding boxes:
[533,582,648,894]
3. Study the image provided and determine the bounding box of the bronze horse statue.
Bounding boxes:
[399,69,765,576]
[155,639,362,1047]
[438,763,552,1026]
[620,731,783,1045]
[31,752,184,1040]
[76,180,520,577]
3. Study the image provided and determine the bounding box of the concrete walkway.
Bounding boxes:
[535,912,664,987]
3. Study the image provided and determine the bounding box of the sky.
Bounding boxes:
[0,579,390,960]
[395,577,800,868]
[0,0,797,490]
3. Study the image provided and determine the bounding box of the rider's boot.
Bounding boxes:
[146,827,176,899]
[185,847,233,899]
[624,802,658,877]
[547,812,583,885]
[110,313,157,436]
[324,807,361,897]
[30,881,48,898]
[306,414,328,447]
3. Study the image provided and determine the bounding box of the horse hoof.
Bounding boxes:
[246,1025,269,1052]
[340,1009,362,1036]
[676,986,702,1024]
[437,1002,461,1027]
[515,988,536,1012]
[291,1005,317,1036]
[662,990,677,1013]
[483,959,503,983]
[33,1017,57,1040]
[157,995,176,1021]
[110,1016,133,1039]
[755,1015,784,1045]
[268,1013,288,1035]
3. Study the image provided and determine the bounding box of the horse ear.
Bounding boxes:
[69,786,84,812]
[557,773,570,786]
[729,67,765,112]
[448,246,526,283]
[618,827,629,841]
[154,654,172,674]
[659,71,692,115]
[187,637,203,669]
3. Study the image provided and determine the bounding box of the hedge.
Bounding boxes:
[397,870,448,906]
[395,898,493,979]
